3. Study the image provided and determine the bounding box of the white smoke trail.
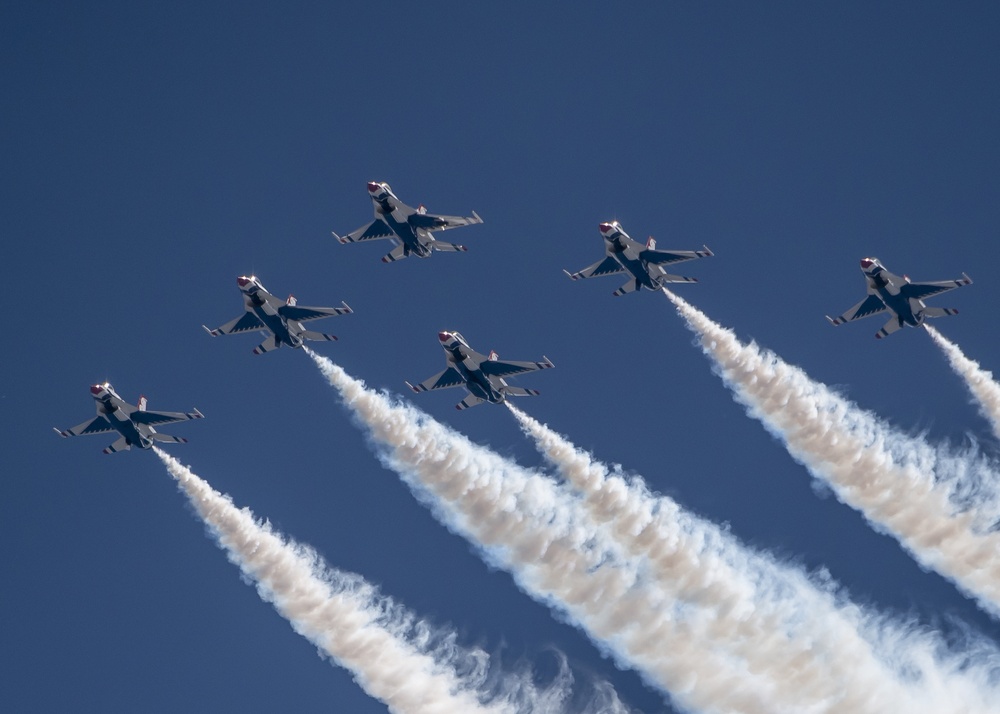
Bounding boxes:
[926,325,1000,442]
[507,404,1000,714]
[305,349,999,713]
[662,288,1000,617]
[155,449,631,714]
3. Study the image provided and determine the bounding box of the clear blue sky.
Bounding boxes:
[4,3,1000,712]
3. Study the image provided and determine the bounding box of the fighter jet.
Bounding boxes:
[826,257,972,339]
[564,221,713,296]
[203,276,352,354]
[406,331,554,410]
[333,181,483,262]
[54,382,203,454]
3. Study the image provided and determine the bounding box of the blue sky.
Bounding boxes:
[4,3,1000,712]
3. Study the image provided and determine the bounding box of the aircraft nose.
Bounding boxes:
[860,258,874,270]
[368,181,381,194]
[438,331,451,343]
[237,276,252,287]
[599,222,614,234]
[90,384,103,395]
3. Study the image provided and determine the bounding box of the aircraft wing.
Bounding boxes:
[205,311,266,336]
[131,408,204,427]
[407,367,467,393]
[480,357,554,378]
[278,303,352,321]
[335,218,396,244]
[565,256,625,280]
[57,415,115,437]
[826,294,887,325]
[411,211,483,233]
[901,275,972,301]
[640,246,712,266]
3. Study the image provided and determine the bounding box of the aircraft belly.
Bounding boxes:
[255,309,288,343]
[880,292,917,326]
[621,258,652,287]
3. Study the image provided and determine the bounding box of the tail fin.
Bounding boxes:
[137,395,148,412]
[646,236,656,250]
[286,294,297,306]
[488,350,499,361]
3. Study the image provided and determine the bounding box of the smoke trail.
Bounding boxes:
[662,288,1000,616]
[926,325,1000,442]
[155,449,631,714]
[306,349,999,713]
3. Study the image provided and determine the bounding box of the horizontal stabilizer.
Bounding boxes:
[103,436,130,454]
[252,335,280,355]
[456,394,486,411]
[875,317,904,340]
[150,433,188,445]
[503,386,541,398]
[921,307,960,319]
[613,279,639,296]
[300,330,337,342]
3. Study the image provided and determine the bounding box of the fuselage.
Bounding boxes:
[369,182,432,258]
[440,333,505,403]
[239,278,302,348]
[863,260,921,327]
[601,222,658,290]
[91,384,152,449]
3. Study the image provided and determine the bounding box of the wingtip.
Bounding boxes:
[331,231,346,244]
[53,427,66,437]
[202,325,218,336]
[825,315,839,326]
[702,245,714,257]
[191,408,205,419]
[471,210,483,224]
[962,272,973,285]
[404,381,419,393]
[562,269,578,281]
[341,301,353,314]
[542,356,555,369]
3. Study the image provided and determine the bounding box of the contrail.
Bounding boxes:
[306,349,1000,713]
[508,403,1000,713]
[926,325,1000,441]
[662,288,1000,617]
[155,449,632,714]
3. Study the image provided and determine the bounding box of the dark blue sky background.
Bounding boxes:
[4,3,1000,712]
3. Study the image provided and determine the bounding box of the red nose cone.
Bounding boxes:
[438,331,451,343]
[237,276,252,287]
[368,181,381,194]
[90,384,103,395]
[599,222,614,234]
[860,259,874,269]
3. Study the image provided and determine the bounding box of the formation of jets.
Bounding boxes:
[57,180,977,452]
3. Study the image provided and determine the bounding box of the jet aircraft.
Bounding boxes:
[564,220,713,295]
[406,331,554,410]
[334,181,483,262]
[204,276,352,354]
[55,382,203,454]
[826,257,972,339]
